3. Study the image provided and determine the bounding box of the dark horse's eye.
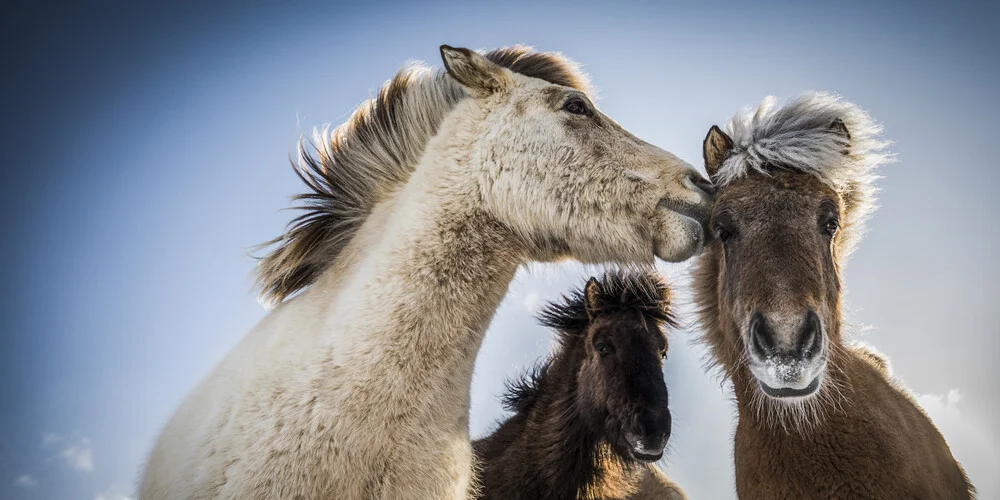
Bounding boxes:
[823,218,839,237]
[563,97,591,116]
[715,225,732,243]
[594,342,612,356]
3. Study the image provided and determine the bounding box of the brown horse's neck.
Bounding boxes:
[473,337,637,499]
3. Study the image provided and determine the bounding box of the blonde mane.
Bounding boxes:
[254,46,591,303]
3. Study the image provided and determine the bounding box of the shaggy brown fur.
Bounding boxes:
[473,271,683,500]
[697,123,974,498]
[255,46,590,303]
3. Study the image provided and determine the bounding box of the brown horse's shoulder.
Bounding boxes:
[840,346,975,498]
[846,341,891,378]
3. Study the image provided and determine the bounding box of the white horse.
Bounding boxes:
[139,45,712,499]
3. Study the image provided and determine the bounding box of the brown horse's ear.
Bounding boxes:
[440,45,512,98]
[703,125,734,181]
[830,118,851,155]
[584,277,602,320]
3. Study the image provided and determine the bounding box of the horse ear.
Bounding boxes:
[703,125,734,181]
[830,118,851,155]
[584,277,602,320]
[440,45,512,97]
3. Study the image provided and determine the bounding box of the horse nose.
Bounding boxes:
[749,311,776,359]
[638,405,672,444]
[796,309,823,360]
[749,310,823,361]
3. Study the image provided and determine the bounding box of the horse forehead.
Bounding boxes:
[719,173,835,223]
[596,315,664,341]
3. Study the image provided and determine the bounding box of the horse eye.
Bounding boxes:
[715,225,732,243]
[563,98,591,116]
[660,350,667,360]
[594,342,611,356]
[823,219,839,236]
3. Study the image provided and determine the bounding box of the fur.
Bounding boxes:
[473,271,685,500]
[714,92,893,256]
[255,46,591,304]
[139,45,711,500]
[695,94,974,498]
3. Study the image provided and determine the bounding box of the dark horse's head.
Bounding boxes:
[538,271,675,462]
[697,94,890,422]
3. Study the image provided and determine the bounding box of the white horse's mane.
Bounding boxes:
[716,92,893,255]
[255,46,591,303]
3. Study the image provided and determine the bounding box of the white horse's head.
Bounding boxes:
[440,46,713,264]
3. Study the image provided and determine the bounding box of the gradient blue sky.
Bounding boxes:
[2,0,997,498]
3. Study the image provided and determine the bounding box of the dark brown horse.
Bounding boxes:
[473,271,685,499]
[696,93,973,498]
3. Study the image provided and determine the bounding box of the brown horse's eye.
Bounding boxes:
[563,98,591,116]
[823,218,839,237]
[594,342,612,356]
[660,350,667,360]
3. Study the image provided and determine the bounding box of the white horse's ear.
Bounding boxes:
[703,125,734,181]
[440,45,512,97]
[830,118,851,155]
[584,277,602,320]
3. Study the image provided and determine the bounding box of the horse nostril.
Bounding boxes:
[749,312,775,358]
[797,310,823,359]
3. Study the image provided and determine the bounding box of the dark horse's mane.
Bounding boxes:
[502,270,674,415]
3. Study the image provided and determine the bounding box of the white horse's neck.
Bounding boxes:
[306,115,522,427]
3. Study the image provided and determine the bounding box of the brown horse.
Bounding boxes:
[473,271,685,499]
[696,93,974,498]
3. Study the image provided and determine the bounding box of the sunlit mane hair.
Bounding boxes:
[716,92,893,256]
[254,46,592,304]
[505,269,674,415]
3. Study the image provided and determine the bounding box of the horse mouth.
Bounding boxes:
[630,448,664,462]
[657,197,712,244]
[623,432,668,463]
[759,376,820,399]
[657,196,712,233]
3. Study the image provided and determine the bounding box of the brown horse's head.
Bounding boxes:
[696,94,891,426]
[538,271,675,462]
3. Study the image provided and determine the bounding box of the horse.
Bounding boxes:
[138,45,713,499]
[694,93,974,498]
[473,271,686,500]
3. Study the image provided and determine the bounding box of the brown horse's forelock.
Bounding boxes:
[254,46,592,304]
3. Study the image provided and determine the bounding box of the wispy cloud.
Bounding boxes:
[95,484,133,500]
[13,474,37,488]
[42,433,94,473]
[521,290,541,313]
[915,389,999,498]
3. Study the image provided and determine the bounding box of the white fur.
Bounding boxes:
[138,47,710,499]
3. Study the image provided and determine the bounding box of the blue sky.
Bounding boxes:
[1,0,997,498]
